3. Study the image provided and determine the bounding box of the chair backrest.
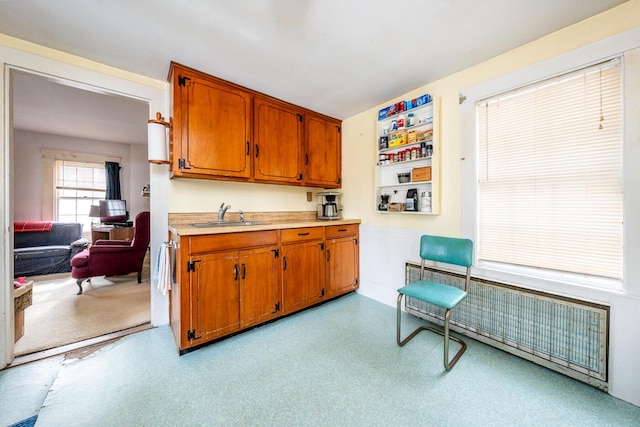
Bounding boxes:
[131,211,150,250]
[420,235,473,267]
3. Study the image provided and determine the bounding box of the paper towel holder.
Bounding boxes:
[148,112,171,164]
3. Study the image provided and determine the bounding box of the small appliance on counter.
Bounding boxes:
[317,191,343,220]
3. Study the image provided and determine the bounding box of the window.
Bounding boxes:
[56,160,106,231]
[476,59,622,283]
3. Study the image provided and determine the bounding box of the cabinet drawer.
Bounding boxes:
[325,224,359,239]
[189,230,278,254]
[281,227,324,243]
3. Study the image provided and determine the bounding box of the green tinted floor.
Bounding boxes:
[1,293,639,426]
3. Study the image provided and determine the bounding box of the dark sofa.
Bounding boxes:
[14,222,88,278]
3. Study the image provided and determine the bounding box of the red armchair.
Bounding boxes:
[71,211,150,295]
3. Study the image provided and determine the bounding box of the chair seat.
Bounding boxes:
[398,280,467,310]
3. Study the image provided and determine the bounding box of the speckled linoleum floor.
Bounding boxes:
[1,293,639,426]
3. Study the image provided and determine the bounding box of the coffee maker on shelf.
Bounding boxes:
[317,192,342,220]
[378,194,390,211]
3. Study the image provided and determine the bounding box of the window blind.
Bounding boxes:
[477,59,622,281]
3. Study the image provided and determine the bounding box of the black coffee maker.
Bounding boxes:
[317,192,342,220]
[378,194,390,211]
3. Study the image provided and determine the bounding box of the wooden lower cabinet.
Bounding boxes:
[326,236,359,297]
[239,246,280,328]
[325,224,359,297]
[170,224,359,353]
[281,240,326,314]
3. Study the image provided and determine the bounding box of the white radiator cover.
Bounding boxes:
[404,262,609,390]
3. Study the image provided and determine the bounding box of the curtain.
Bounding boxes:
[105,161,121,200]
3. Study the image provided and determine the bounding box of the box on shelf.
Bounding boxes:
[388,131,407,148]
[416,129,433,142]
[412,166,432,182]
[388,203,405,212]
[378,94,432,121]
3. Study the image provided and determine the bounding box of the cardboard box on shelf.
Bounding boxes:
[388,203,405,212]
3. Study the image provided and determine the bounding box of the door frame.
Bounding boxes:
[1,43,169,367]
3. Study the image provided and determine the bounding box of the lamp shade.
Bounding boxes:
[148,112,170,164]
[88,205,100,218]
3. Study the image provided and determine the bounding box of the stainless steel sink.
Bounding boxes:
[190,221,270,228]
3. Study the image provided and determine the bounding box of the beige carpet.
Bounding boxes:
[14,272,151,356]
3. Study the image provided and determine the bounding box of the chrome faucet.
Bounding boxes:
[239,210,245,222]
[218,202,231,222]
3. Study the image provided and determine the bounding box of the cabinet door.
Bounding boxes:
[281,240,325,314]
[326,237,359,297]
[190,252,241,343]
[173,70,252,179]
[253,96,304,184]
[305,114,342,188]
[239,246,280,328]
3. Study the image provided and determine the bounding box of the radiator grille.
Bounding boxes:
[404,263,609,389]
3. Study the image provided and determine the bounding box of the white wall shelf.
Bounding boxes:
[375,97,440,215]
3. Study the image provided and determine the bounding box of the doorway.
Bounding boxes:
[10,70,151,359]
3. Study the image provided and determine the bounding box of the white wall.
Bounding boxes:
[342,0,640,406]
[13,129,149,221]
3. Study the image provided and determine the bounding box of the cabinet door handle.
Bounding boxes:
[305,153,309,165]
[255,144,259,158]
[327,249,330,262]
[283,256,288,271]
[233,264,239,281]
[246,141,250,156]
[241,263,246,280]
[297,173,303,180]
[297,232,309,236]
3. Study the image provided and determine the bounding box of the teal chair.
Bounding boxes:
[397,235,473,371]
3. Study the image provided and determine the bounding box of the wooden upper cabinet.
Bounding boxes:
[253,96,304,184]
[170,64,252,179]
[169,63,342,188]
[305,114,342,188]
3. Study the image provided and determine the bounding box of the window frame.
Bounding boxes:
[40,149,121,226]
[460,30,640,296]
[55,159,106,229]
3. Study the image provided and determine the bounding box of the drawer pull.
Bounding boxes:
[338,228,347,232]
[298,232,310,236]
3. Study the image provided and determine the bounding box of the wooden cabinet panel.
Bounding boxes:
[281,227,324,243]
[239,246,280,328]
[191,251,241,343]
[253,96,304,184]
[326,236,359,298]
[282,240,326,314]
[325,224,358,239]
[305,114,342,188]
[171,65,252,179]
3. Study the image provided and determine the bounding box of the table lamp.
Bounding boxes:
[89,205,100,227]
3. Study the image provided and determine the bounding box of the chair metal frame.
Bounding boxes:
[397,236,472,371]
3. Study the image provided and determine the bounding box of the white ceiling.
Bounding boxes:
[0,0,628,144]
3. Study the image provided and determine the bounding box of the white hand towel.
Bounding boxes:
[156,243,172,295]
